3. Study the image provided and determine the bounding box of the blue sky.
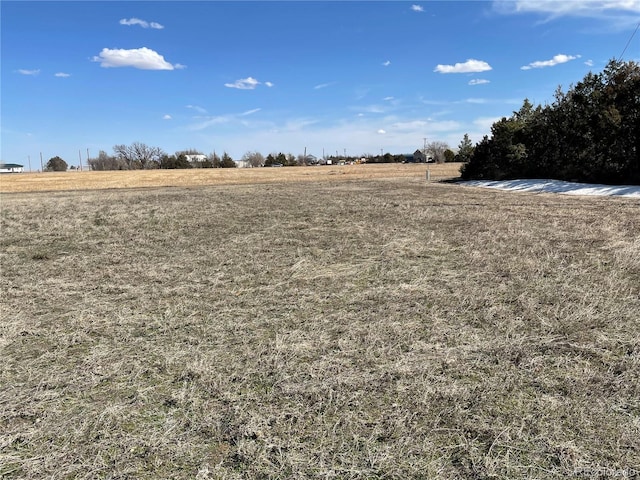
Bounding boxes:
[2,1,639,168]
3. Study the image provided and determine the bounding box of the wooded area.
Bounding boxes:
[461,59,640,185]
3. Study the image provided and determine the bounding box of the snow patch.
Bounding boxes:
[459,179,640,198]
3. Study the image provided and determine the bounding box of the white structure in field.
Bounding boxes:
[0,163,24,173]
[185,154,207,165]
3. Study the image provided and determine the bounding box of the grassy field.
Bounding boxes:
[1,169,639,478]
[0,163,462,193]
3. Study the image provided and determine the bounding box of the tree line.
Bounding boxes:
[86,145,237,171]
[41,140,470,172]
[461,59,640,185]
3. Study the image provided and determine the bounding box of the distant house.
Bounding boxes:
[402,150,427,163]
[0,163,24,173]
[235,160,249,168]
[303,154,318,165]
[184,154,208,165]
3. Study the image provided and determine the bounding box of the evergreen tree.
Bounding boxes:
[462,59,640,185]
[276,152,287,166]
[455,134,475,163]
[220,152,237,168]
[45,156,68,172]
[444,149,456,163]
[208,152,222,168]
[264,153,277,166]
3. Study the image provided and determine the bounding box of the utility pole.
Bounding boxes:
[424,137,431,182]
[79,150,82,171]
[40,152,43,172]
[28,155,32,172]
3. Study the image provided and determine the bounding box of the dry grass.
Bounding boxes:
[0,163,462,194]
[1,175,639,479]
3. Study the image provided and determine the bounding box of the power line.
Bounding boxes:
[618,20,640,61]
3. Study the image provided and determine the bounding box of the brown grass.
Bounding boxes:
[0,163,462,194]
[1,174,639,479]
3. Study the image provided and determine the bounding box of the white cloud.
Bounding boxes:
[54,72,71,77]
[190,116,232,131]
[469,78,490,85]
[383,96,395,101]
[521,54,580,70]
[419,97,450,106]
[17,69,40,75]
[163,114,172,120]
[283,118,319,131]
[459,98,521,106]
[224,77,262,89]
[119,18,164,29]
[264,81,274,87]
[356,104,386,114]
[411,5,424,12]
[188,107,272,131]
[492,1,640,29]
[377,129,386,134]
[391,119,461,132]
[585,59,595,66]
[434,59,492,74]
[92,47,183,70]
[383,60,391,67]
[314,82,336,90]
[186,104,208,114]
[493,0,640,17]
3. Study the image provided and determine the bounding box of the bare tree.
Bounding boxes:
[113,142,165,169]
[426,141,451,164]
[88,150,126,170]
[241,151,265,168]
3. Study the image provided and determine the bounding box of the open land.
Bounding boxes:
[1,164,639,478]
[0,163,462,194]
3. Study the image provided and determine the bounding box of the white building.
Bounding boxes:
[184,154,208,165]
[0,163,24,173]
